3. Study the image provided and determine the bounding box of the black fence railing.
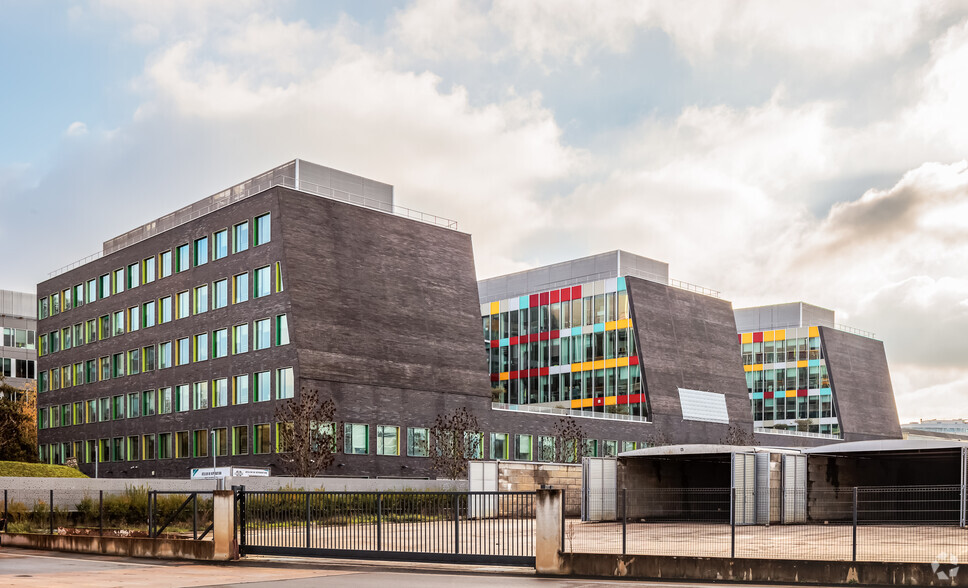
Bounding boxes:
[239,490,535,565]
[0,487,213,541]
[566,485,968,564]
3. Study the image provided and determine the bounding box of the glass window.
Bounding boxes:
[194,236,209,266]
[143,345,156,372]
[254,371,270,402]
[214,428,228,457]
[253,424,271,454]
[538,436,555,462]
[214,279,228,309]
[514,434,533,461]
[194,333,209,361]
[194,284,209,314]
[377,425,399,456]
[233,273,248,303]
[490,432,509,460]
[73,283,84,307]
[213,328,228,358]
[143,434,156,460]
[128,306,140,332]
[143,257,156,283]
[214,229,229,260]
[160,250,172,278]
[143,301,156,328]
[254,266,271,298]
[127,263,139,289]
[98,274,111,299]
[112,395,125,420]
[175,291,190,319]
[175,385,190,412]
[127,348,140,375]
[254,213,270,246]
[234,221,249,253]
[255,318,270,350]
[158,433,171,459]
[112,353,124,378]
[86,279,97,303]
[275,262,284,292]
[143,390,156,417]
[233,324,249,354]
[113,268,125,294]
[276,314,290,345]
[160,296,172,323]
[159,341,172,369]
[213,378,229,408]
[127,392,140,418]
[193,382,208,410]
[175,431,190,458]
[233,374,249,404]
[175,243,190,272]
[276,367,294,399]
[233,425,249,455]
[407,427,429,457]
[159,387,172,414]
[176,337,190,366]
[465,432,484,459]
[113,310,124,336]
[344,423,369,455]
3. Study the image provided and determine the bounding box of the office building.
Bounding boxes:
[0,289,37,399]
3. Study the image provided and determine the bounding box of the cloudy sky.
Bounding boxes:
[3,1,968,423]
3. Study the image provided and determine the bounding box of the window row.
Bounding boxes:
[487,328,638,373]
[494,365,644,405]
[0,358,36,379]
[483,291,630,340]
[750,394,837,423]
[37,315,289,393]
[38,213,273,319]
[741,337,823,365]
[38,369,294,429]
[39,422,642,465]
[745,364,829,394]
[39,263,283,356]
[1,328,35,350]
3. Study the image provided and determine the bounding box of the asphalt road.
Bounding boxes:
[0,548,841,587]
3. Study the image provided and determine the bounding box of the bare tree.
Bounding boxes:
[274,387,341,477]
[721,423,758,446]
[553,417,587,464]
[644,428,669,448]
[431,407,481,480]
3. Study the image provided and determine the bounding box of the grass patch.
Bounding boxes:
[0,461,88,478]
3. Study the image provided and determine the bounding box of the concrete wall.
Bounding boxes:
[820,327,902,441]
[2,533,216,560]
[498,462,582,516]
[626,277,754,444]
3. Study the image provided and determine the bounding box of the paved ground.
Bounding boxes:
[0,548,843,587]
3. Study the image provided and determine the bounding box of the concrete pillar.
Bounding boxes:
[212,490,237,561]
[535,488,566,575]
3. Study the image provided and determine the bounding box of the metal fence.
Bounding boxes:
[565,486,968,564]
[0,487,213,541]
[239,489,535,565]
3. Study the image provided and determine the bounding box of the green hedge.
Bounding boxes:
[0,461,88,478]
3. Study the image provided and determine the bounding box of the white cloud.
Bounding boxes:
[65,121,88,136]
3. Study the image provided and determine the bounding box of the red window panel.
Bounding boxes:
[539,292,549,305]
[550,329,559,339]
[539,367,549,376]
[628,393,642,404]
[629,355,639,366]
[539,332,550,341]
[510,336,519,345]
[530,368,540,378]
[737,334,742,344]
[594,397,604,406]
[797,389,808,397]
[489,339,499,349]
[490,374,500,382]
[561,288,571,302]
[550,290,560,303]
[572,285,581,299]
[510,370,519,379]
[764,391,774,399]
[753,332,763,343]
[529,294,539,308]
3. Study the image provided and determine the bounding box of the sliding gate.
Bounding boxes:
[238,489,535,565]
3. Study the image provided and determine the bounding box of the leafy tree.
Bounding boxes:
[0,379,37,462]
[431,407,481,479]
[273,387,340,477]
[553,417,587,464]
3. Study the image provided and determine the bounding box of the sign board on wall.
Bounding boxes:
[190,466,270,480]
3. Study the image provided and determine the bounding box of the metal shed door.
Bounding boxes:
[581,457,617,521]
[731,452,756,525]
[754,452,771,524]
[467,461,498,519]
[781,454,807,523]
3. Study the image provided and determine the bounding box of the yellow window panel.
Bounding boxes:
[809,326,819,338]
[499,372,509,381]
[604,358,617,369]
[763,331,775,342]
[570,399,582,409]
[489,301,499,315]
[617,318,630,330]
[603,396,617,406]
[786,390,797,398]
[775,329,785,340]
[571,363,582,373]
[741,332,753,344]
[617,357,630,367]
[753,364,763,371]
[593,359,605,370]
[797,360,808,368]
[605,321,617,331]
[744,364,753,372]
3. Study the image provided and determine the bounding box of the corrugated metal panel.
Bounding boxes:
[732,453,755,525]
[678,388,730,424]
[467,461,498,519]
[755,452,771,524]
[581,457,617,521]
[781,454,807,523]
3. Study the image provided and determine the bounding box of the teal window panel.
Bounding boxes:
[519,296,529,308]
[593,323,606,333]
[752,392,764,400]
[500,338,509,346]
[808,359,820,367]
[820,387,832,395]
[571,327,582,336]
[617,277,626,291]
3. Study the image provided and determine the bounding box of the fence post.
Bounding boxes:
[193,493,198,540]
[238,485,246,556]
[377,492,382,552]
[536,488,565,575]
[852,487,858,562]
[730,487,735,559]
[621,488,627,556]
[49,490,54,535]
[560,488,565,553]
[99,490,103,536]
[453,493,460,555]
[305,493,311,550]
[3,489,7,532]
[148,491,154,538]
